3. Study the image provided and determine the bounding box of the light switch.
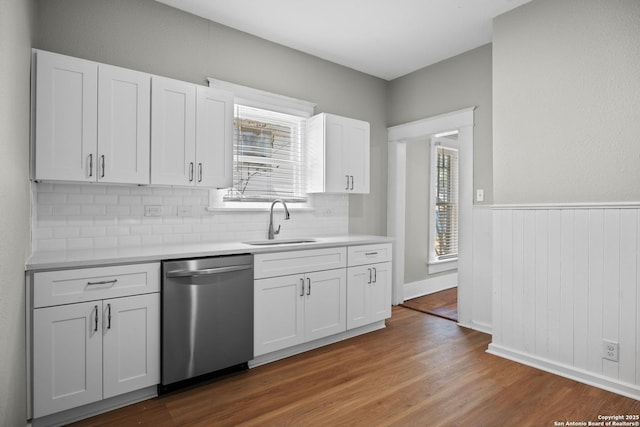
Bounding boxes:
[476,189,484,202]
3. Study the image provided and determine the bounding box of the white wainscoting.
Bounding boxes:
[490,204,640,400]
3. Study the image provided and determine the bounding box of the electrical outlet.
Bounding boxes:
[144,205,162,217]
[476,189,484,202]
[602,340,619,362]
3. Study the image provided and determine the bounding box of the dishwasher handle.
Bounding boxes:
[165,264,252,278]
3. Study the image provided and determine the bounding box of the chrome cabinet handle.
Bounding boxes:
[189,162,194,182]
[101,155,105,178]
[350,175,354,190]
[107,303,111,330]
[87,279,118,287]
[307,277,311,296]
[94,305,99,332]
[345,175,350,190]
[198,163,203,182]
[373,267,377,283]
[300,278,304,297]
[365,252,378,256]
[88,154,93,177]
[368,268,372,284]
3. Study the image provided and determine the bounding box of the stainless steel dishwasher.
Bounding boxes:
[161,254,253,390]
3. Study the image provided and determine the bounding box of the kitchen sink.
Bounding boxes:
[242,238,317,246]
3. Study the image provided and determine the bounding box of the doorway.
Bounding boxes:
[387,108,474,328]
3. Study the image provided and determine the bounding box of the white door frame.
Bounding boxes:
[387,107,475,328]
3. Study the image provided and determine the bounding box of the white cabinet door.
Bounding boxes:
[254,275,305,356]
[307,113,370,194]
[195,86,233,188]
[342,118,370,193]
[98,64,150,184]
[34,50,98,182]
[151,76,196,186]
[304,269,347,342]
[367,262,392,323]
[103,294,160,398]
[33,302,103,418]
[347,262,392,329]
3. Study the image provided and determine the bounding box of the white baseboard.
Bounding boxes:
[404,276,457,301]
[487,343,640,401]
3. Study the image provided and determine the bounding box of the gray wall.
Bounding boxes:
[387,44,493,282]
[493,0,640,204]
[0,0,34,424]
[34,0,389,235]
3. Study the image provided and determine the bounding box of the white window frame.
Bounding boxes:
[206,79,316,211]
[428,134,459,273]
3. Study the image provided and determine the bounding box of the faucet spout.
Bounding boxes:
[268,199,290,240]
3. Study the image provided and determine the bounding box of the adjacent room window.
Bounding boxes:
[429,135,459,264]
[222,105,307,204]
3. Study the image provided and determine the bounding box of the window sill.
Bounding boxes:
[427,258,458,274]
[206,206,315,213]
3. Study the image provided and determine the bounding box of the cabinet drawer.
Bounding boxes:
[254,247,346,279]
[33,263,160,308]
[347,243,392,267]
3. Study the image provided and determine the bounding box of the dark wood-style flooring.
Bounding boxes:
[400,287,458,321]
[71,306,639,426]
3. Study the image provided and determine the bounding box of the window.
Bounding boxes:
[222,105,307,204]
[429,135,459,264]
[206,79,316,210]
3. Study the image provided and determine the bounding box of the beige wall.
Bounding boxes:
[493,0,640,204]
[0,0,34,424]
[387,45,492,282]
[34,0,389,235]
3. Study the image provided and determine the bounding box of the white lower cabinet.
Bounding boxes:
[347,262,392,329]
[30,263,160,420]
[253,247,348,357]
[33,293,160,418]
[254,268,346,356]
[346,243,393,330]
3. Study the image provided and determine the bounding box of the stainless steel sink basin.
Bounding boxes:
[242,238,317,246]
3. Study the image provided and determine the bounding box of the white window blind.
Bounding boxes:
[222,105,307,203]
[431,143,459,261]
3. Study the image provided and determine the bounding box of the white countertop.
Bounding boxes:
[26,235,393,271]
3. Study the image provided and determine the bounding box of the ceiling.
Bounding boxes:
[156,0,531,81]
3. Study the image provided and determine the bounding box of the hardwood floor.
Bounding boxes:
[71,307,640,426]
[400,287,458,321]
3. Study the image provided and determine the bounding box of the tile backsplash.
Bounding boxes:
[32,183,349,251]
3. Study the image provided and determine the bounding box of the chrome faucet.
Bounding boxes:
[268,199,290,240]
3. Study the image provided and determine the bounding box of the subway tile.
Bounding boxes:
[93,237,118,249]
[81,205,106,216]
[81,227,107,238]
[94,194,119,205]
[66,238,93,250]
[67,194,94,204]
[118,235,141,247]
[119,195,141,205]
[37,239,66,251]
[52,205,81,216]
[141,235,163,246]
[53,227,80,239]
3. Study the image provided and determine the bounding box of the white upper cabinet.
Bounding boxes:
[306,113,370,194]
[33,50,151,184]
[196,86,234,188]
[34,50,98,182]
[97,64,151,184]
[151,76,233,188]
[151,76,196,186]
